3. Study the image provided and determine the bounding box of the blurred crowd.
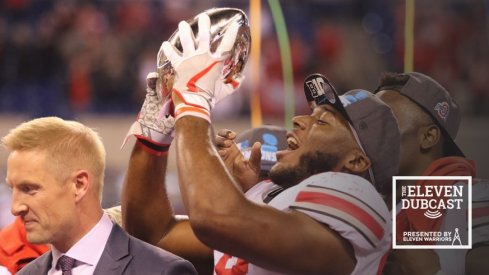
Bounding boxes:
[0,0,217,116]
[0,0,488,119]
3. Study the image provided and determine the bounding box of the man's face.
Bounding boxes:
[376,90,420,137]
[6,150,76,247]
[269,105,359,188]
[376,90,433,173]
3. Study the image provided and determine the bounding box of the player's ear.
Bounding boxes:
[343,149,371,175]
[419,124,441,150]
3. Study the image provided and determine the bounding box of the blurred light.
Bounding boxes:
[372,33,392,54]
[362,12,383,34]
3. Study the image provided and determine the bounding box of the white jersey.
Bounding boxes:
[215,172,391,275]
[471,179,489,245]
[214,180,283,275]
[437,179,489,275]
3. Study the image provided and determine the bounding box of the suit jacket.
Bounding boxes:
[17,223,197,275]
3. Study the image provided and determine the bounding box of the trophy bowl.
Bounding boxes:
[156,7,251,97]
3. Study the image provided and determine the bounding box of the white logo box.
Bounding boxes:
[392,176,472,249]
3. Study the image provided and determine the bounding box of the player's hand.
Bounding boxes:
[162,14,240,122]
[215,129,261,191]
[122,72,175,155]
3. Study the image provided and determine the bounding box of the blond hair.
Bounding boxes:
[2,117,106,199]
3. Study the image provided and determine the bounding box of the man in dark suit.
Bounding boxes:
[2,117,197,275]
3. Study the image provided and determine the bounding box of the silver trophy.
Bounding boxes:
[156,7,251,97]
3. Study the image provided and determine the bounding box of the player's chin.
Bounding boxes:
[268,160,303,189]
[269,157,294,175]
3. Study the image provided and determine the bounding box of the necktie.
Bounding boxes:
[57,255,76,275]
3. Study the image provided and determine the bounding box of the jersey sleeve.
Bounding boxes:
[472,179,489,245]
[271,172,391,251]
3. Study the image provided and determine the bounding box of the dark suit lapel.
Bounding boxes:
[30,251,53,275]
[93,224,132,275]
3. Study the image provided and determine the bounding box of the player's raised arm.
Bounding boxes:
[121,72,213,274]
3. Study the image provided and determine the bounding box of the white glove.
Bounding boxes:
[122,72,175,155]
[162,14,241,122]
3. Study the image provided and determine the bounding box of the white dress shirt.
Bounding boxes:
[48,213,113,275]
[0,265,11,275]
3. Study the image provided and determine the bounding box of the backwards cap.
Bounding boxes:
[304,73,400,194]
[375,72,464,156]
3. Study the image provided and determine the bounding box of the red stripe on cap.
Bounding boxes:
[296,191,384,239]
